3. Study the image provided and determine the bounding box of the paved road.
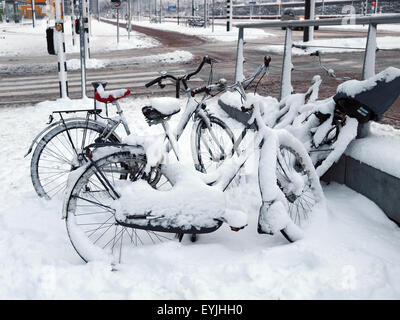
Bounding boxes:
[0,66,204,106]
[1,23,399,125]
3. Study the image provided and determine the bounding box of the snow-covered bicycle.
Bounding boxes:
[274,52,400,177]
[62,59,324,264]
[25,56,234,199]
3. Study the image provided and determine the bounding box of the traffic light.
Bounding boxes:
[75,18,80,34]
[46,27,56,55]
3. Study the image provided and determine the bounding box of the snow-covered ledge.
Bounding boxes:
[323,122,400,224]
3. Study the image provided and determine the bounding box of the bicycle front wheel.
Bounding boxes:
[65,151,175,264]
[275,134,324,242]
[31,120,120,200]
[193,116,235,173]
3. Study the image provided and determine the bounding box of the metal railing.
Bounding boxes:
[234,14,400,100]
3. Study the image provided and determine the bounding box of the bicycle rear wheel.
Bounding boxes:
[193,116,235,173]
[31,120,120,200]
[65,151,175,264]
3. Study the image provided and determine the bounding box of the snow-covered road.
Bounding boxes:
[0,98,399,299]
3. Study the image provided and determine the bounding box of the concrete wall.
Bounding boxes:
[322,155,400,224]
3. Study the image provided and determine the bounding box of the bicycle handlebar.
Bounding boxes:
[310,51,351,81]
[190,56,271,98]
[144,56,214,96]
[145,77,162,88]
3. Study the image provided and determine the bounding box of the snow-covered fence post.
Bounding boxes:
[55,0,69,99]
[280,27,292,100]
[234,27,245,82]
[226,0,232,31]
[362,23,377,80]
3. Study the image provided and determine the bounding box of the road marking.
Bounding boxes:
[0,69,204,101]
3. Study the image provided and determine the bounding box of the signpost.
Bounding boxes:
[111,0,122,44]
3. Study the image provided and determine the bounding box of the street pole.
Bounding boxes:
[31,0,35,27]
[55,0,68,99]
[97,0,100,21]
[308,0,315,41]
[128,0,131,39]
[192,0,194,17]
[159,0,162,23]
[226,0,232,31]
[84,0,90,58]
[79,0,87,98]
[212,0,214,32]
[2,0,6,22]
[203,0,206,28]
[117,8,120,43]
[71,0,75,46]
[303,0,315,42]
[177,0,179,25]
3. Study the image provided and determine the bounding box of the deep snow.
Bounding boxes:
[0,96,400,299]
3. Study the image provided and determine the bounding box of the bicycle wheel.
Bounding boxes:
[193,116,235,173]
[275,135,324,242]
[65,151,175,264]
[31,120,120,200]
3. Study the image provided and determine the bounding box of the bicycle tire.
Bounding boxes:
[275,131,324,242]
[31,120,120,200]
[64,150,175,264]
[192,116,235,173]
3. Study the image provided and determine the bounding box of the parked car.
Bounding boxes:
[187,16,209,28]
[281,8,319,31]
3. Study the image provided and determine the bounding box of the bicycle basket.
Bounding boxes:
[334,67,400,122]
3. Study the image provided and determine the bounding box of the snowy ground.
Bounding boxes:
[321,23,400,33]
[129,19,274,42]
[258,36,400,55]
[0,19,159,57]
[0,97,399,299]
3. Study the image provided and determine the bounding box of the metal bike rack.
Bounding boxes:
[234,14,400,101]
